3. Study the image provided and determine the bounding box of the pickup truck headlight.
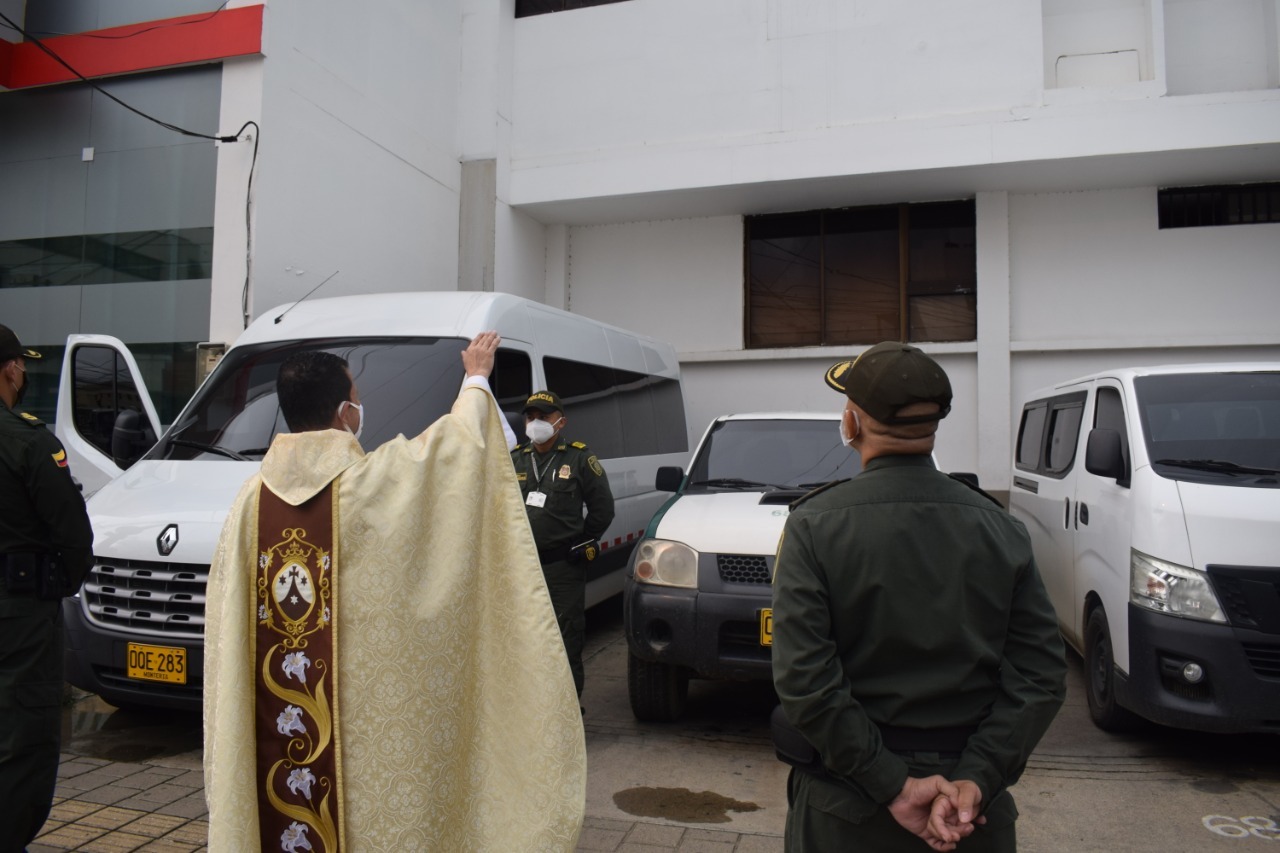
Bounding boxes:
[632,539,698,589]
[1130,550,1226,624]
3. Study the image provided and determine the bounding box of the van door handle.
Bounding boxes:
[1078,502,1089,526]
[1063,498,1071,530]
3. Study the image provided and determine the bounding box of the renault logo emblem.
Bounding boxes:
[157,524,179,557]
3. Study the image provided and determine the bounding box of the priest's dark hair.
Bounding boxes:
[277,350,353,433]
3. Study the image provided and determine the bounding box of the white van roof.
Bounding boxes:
[1033,362,1280,396]
[238,291,670,351]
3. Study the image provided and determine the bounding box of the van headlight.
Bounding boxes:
[1130,550,1226,624]
[632,539,698,589]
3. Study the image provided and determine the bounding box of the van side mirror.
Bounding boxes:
[1085,429,1125,480]
[111,409,155,469]
[655,466,684,492]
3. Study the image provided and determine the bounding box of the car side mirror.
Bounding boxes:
[1085,428,1126,480]
[655,466,684,492]
[111,409,155,469]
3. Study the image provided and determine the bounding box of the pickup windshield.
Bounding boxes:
[1136,371,1280,484]
[686,418,858,491]
[145,337,468,462]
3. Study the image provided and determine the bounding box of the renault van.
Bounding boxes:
[624,412,858,721]
[55,291,688,710]
[1010,364,1280,733]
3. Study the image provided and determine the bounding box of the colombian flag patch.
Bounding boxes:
[52,449,68,468]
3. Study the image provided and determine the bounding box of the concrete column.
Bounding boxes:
[458,159,497,292]
[975,191,1012,494]
[545,225,569,310]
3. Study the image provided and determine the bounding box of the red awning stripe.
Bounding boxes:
[1,5,263,90]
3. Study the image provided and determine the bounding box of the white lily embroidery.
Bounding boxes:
[286,767,316,799]
[280,821,313,852]
[277,705,306,737]
[282,651,311,684]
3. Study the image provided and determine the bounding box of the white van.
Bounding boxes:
[1010,364,1280,734]
[55,291,688,710]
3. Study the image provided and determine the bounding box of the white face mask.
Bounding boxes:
[838,408,859,447]
[526,416,562,446]
[338,400,364,440]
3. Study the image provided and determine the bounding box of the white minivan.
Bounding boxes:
[1010,364,1280,733]
[55,291,688,710]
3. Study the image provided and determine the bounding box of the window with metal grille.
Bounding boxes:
[1158,183,1280,229]
[745,200,976,348]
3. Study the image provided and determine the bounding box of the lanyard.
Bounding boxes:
[529,451,559,489]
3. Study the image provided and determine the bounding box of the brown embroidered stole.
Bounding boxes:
[254,483,343,852]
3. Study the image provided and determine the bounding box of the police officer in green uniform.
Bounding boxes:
[0,325,94,852]
[512,391,614,700]
[771,342,1066,852]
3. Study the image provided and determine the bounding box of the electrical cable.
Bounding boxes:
[0,3,230,40]
[0,9,261,328]
[0,10,239,142]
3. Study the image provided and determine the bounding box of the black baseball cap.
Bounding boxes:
[523,390,563,415]
[824,342,951,425]
[0,324,41,363]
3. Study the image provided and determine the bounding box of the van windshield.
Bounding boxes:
[1136,371,1280,483]
[145,337,468,462]
[686,418,858,491]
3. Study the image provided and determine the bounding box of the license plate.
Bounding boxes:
[759,608,773,647]
[126,642,187,685]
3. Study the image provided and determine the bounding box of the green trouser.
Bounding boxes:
[784,756,1018,853]
[541,558,585,698]
[0,591,63,853]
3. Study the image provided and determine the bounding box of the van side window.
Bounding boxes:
[492,349,533,414]
[1016,402,1048,470]
[71,345,156,458]
[1094,386,1130,480]
[1046,401,1085,474]
[544,356,688,458]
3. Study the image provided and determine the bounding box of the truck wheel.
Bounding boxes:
[1084,608,1141,732]
[627,651,689,722]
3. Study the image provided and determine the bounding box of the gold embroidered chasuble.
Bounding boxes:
[204,386,586,851]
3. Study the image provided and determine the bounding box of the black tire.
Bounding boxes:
[1084,607,1141,732]
[627,651,689,722]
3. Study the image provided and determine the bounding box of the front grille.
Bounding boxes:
[717,554,771,585]
[1242,643,1280,679]
[1209,566,1280,634]
[81,558,208,638]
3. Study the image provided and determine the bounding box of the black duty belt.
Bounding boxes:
[878,724,978,755]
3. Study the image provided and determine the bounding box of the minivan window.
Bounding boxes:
[1136,372,1280,483]
[686,419,858,490]
[1016,402,1048,470]
[146,337,522,462]
[72,344,158,458]
[1046,401,1084,474]
[543,355,688,458]
[1093,386,1130,482]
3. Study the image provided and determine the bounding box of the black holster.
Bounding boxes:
[2,552,71,600]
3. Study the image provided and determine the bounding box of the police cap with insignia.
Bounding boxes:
[0,323,41,362]
[824,341,951,426]
[523,390,563,415]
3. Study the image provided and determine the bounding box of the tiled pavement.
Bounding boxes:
[30,753,784,853]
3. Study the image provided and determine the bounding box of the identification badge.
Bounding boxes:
[526,491,547,508]
[558,465,572,479]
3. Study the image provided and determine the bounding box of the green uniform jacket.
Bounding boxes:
[0,404,94,586]
[512,440,615,552]
[771,454,1066,807]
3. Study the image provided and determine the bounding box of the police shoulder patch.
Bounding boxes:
[15,410,44,426]
[588,455,604,476]
[571,441,588,450]
[52,449,69,468]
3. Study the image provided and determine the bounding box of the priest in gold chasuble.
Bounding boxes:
[204,333,586,852]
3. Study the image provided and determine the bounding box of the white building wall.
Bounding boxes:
[212,0,467,345]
